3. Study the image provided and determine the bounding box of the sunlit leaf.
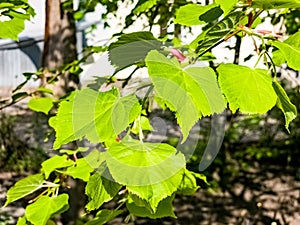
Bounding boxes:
[28,98,53,114]
[85,170,121,211]
[215,0,238,15]
[5,174,44,206]
[272,40,300,70]
[64,158,94,182]
[217,64,277,114]
[105,141,185,211]
[25,194,69,225]
[42,155,74,179]
[49,88,141,149]
[174,3,218,26]
[0,0,35,40]
[252,0,300,9]
[272,81,297,132]
[146,50,225,141]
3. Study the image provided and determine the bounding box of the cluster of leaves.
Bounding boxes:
[2,0,300,224]
[0,0,35,40]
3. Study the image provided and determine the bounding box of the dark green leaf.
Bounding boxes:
[191,11,245,54]
[108,31,162,71]
[199,6,223,23]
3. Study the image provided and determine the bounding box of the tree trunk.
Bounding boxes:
[42,1,84,224]
[42,0,78,97]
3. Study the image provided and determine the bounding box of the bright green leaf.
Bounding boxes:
[64,158,94,182]
[215,0,238,15]
[4,174,44,206]
[108,31,162,71]
[174,3,218,26]
[133,0,157,14]
[42,155,74,179]
[28,98,53,114]
[0,1,35,40]
[16,216,27,225]
[25,194,69,225]
[146,50,225,141]
[272,81,297,132]
[49,88,141,149]
[252,0,300,9]
[105,141,185,211]
[85,171,121,211]
[272,40,300,70]
[273,30,300,67]
[85,209,123,225]
[217,64,277,114]
[127,195,176,219]
[84,150,104,169]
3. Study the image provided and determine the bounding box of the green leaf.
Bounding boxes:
[42,155,74,179]
[85,209,123,225]
[84,150,104,169]
[4,174,44,206]
[272,30,300,67]
[272,41,300,70]
[252,0,300,9]
[49,88,141,149]
[16,216,27,225]
[198,6,223,23]
[217,64,277,114]
[105,141,185,211]
[85,171,121,211]
[215,0,238,15]
[127,195,176,219]
[132,116,153,134]
[64,158,94,182]
[25,194,69,225]
[108,31,162,71]
[0,1,35,40]
[272,81,297,132]
[174,3,218,26]
[133,0,157,15]
[28,98,53,114]
[178,170,201,196]
[145,50,225,141]
[191,11,244,54]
